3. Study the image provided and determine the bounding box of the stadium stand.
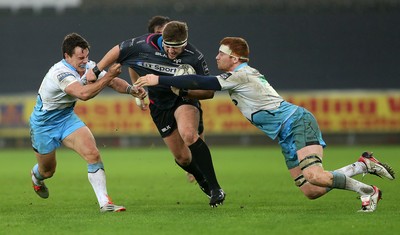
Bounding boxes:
[1,0,399,14]
[0,0,81,13]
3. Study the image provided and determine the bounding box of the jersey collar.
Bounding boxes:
[62,59,78,72]
[234,62,248,72]
[158,36,164,52]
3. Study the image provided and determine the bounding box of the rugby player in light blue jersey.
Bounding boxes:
[29,33,146,212]
[135,37,395,212]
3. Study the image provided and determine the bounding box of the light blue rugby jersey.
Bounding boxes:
[30,59,104,126]
[216,63,298,139]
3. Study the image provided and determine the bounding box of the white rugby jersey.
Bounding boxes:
[37,59,105,110]
[158,63,299,139]
[216,63,284,120]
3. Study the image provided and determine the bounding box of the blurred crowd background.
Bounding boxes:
[1,0,399,93]
[1,0,399,147]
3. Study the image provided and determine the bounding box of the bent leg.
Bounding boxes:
[164,129,205,183]
[175,105,222,190]
[298,145,374,196]
[289,166,327,200]
[33,150,57,179]
[31,150,56,199]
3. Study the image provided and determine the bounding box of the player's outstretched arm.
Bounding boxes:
[135,74,222,91]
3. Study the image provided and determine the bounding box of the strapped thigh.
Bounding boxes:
[299,155,322,171]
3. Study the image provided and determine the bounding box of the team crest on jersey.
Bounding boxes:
[57,72,73,82]
[218,72,232,80]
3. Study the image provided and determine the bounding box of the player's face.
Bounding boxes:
[65,47,89,75]
[216,51,235,72]
[154,25,166,34]
[163,45,184,60]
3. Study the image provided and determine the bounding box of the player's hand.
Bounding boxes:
[170,86,180,96]
[129,85,147,99]
[135,98,149,111]
[134,74,159,87]
[86,66,98,83]
[107,63,122,78]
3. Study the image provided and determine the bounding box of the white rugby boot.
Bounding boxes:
[358,185,382,212]
[357,152,395,180]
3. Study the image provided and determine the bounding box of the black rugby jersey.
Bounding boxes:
[117,33,210,110]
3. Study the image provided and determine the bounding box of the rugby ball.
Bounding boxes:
[174,64,196,76]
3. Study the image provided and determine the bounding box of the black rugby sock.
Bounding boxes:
[188,138,221,190]
[175,159,205,182]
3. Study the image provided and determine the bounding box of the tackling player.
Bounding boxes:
[29,33,146,212]
[135,37,396,212]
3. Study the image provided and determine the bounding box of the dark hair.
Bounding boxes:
[220,37,250,62]
[162,21,188,43]
[147,15,171,33]
[62,33,90,58]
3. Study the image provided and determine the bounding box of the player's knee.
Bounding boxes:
[180,131,199,146]
[174,154,191,166]
[83,148,101,163]
[41,168,56,178]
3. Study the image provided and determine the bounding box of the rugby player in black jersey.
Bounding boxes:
[87,21,225,207]
[134,15,197,184]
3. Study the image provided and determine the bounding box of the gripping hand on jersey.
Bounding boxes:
[106,63,122,78]
[129,85,148,100]
[86,66,98,83]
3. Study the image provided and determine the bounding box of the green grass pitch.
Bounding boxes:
[0,145,399,235]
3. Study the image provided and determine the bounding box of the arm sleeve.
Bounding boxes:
[58,72,78,91]
[159,75,222,90]
[117,39,135,64]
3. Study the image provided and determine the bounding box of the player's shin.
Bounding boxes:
[87,162,109,207]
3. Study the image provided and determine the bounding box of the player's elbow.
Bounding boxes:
[78,92,95,101]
